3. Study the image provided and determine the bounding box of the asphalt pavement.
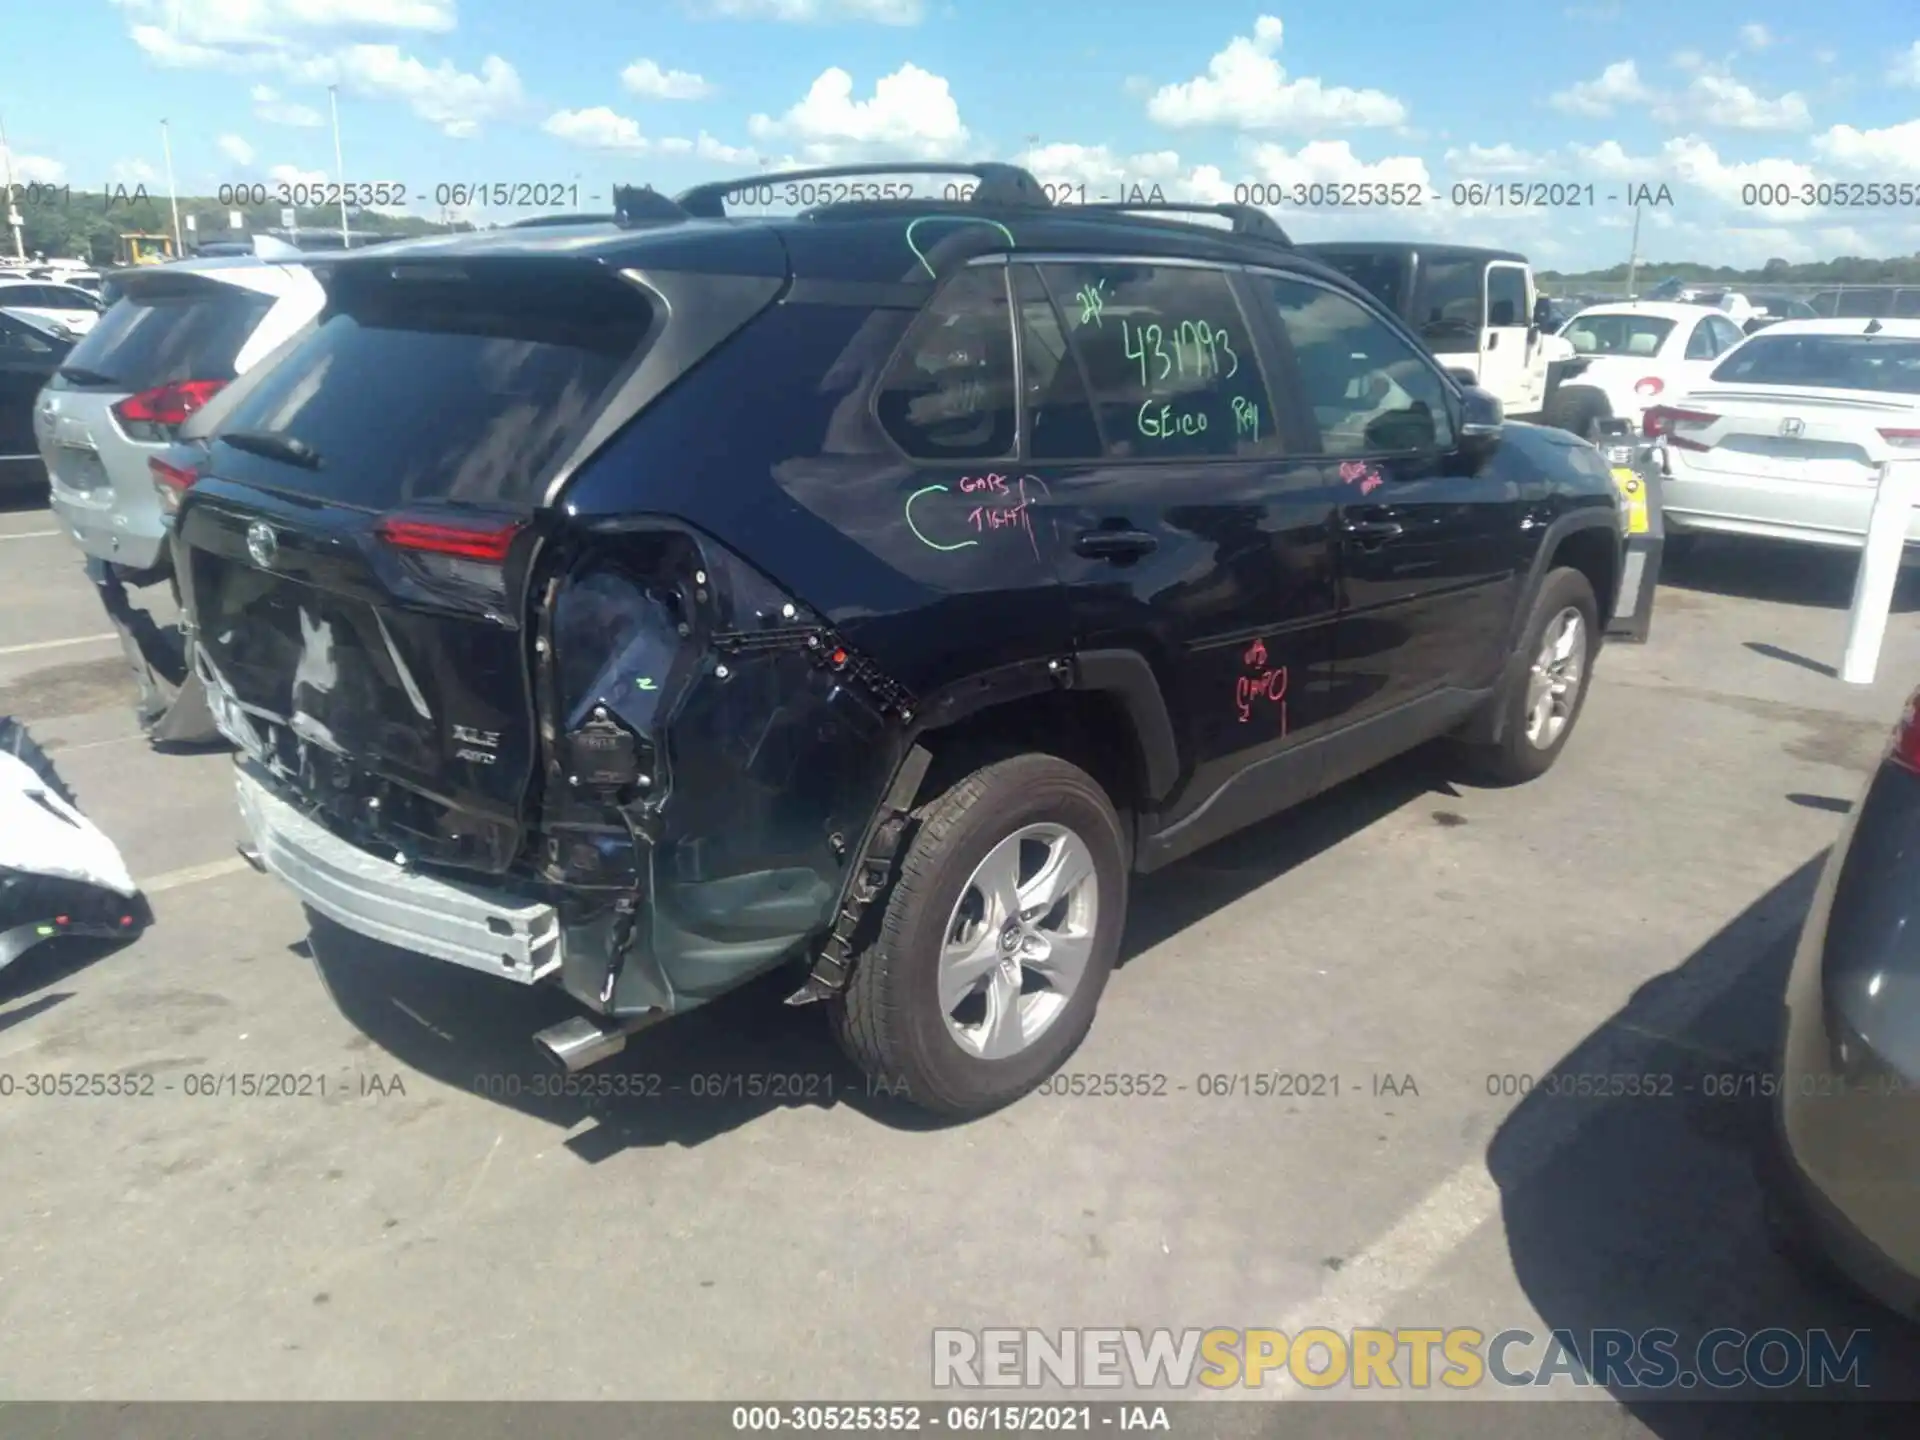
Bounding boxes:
[3,490,1920,1435]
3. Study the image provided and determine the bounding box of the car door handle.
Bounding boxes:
[1341,518,1404,543]
[1074,528,1158,560]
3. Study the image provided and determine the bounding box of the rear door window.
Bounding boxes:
[58,280,274,390]
[209,267,653,509]
[1032,261,1274,459]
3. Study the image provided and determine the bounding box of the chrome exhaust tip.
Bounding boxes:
[236,842,267,873]
[534,1012,661,1073]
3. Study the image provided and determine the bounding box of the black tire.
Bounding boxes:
[1542,385,1611,441]
[1462,567,1600,786]
[831,753,1128,1118]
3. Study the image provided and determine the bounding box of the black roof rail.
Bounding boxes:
[613,185,694,227]
[508,211,618,229]
[1065,202,1292,245]
[675,163,1051,218]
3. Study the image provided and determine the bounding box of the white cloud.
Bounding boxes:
[542,107,650,151]
[1891,42,1920,86]
[1816,48,1837,66]
[1146,16,1407,131]
[1243,138,1430,193]
[336,46,523,137]
[1672,50,1705,72]
[654,132,754,163]
[111,158,159,185]
[0,146,66,183]
[118,0,454,43]
[1739,22,1774,49]
[270,162,329,186]
[1812,120,1920,177]
[702,0,924,22]
[1549,60,1651,116]
[1661,135,1817,206]
[1442,142,1546,175]
[251,84,324,126]
[218,134,258,165]
[129,23,234,67]
[1565,139,1662,178]
[622,58,713,100]
[747,63,967,161]
[1684,73,1810,129]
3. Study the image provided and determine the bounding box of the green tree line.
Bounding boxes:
[1542,254,1920,286]
[7,185,465,263]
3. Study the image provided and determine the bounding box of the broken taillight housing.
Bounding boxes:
[149,455,197,517]
[112,379,226,442]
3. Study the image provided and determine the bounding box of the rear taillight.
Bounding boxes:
[1643,405,1717,451]
[1634,376,1665,398]
[376,512,524,604]
[149,456,196,516]
[111,379,226,442]
[376,515,523,562]
[1877,428,1920,451]
[1889,688,1920,775]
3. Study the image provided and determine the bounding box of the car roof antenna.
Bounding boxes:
[1864,318,1884,335]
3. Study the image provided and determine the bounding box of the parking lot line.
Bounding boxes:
[0,529,61,541]
[0,633,117,656]
[143,855,254,895]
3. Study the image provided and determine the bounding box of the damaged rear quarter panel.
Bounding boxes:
[548,297,1074,1012]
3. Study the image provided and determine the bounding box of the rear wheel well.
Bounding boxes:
[908,690,1149,839]
[1548,525,1619,626]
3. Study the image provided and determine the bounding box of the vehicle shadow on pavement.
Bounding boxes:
[304,745,1462,1154]
[1661,536,1920,615]
[1487,850,1920,1427]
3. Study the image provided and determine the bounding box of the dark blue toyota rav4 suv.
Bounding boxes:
[172,164,1624,1117]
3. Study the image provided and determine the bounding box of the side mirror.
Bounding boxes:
[1532,296,1554,330]
[1445,366,1479,388]
[1457,385,1504,461]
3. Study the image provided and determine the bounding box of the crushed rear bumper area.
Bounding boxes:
[235,759,563,986]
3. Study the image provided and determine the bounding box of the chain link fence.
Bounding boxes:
[1544,280,1920,316]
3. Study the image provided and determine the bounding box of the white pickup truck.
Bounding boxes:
[1297,242,1580,423]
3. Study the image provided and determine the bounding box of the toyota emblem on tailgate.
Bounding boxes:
[246,522,279,568]
[1780,417,1805,437]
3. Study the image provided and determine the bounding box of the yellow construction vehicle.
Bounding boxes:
[113,233,176,266]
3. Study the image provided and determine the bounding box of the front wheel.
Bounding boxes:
[831,753,1128,1118]
[1461,566,1600,785]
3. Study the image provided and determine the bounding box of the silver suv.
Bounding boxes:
[33,253,325,741]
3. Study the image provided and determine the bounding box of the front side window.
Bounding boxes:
[1012,266,1103,462]
[874,266,1017,462]
[1267,275,1454,456]
[1035,262,1273,460]
[1486,266,1528,328]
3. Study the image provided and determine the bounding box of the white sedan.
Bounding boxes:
[1646,317,1920,550]
[1543,301,1748,438]
[0,279,104,337]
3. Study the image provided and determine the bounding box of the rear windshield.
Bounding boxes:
[58,281,274,390]
[209,270,651,509]
[1709,334,1920,394]
[1562,314,1677,357]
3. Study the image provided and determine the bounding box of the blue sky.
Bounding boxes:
[3,1,1919,269]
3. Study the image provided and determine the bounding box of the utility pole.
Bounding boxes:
[328,84,350,247]
[161,119,184,257]
[1624,200,1643,300]
[0,115,23,258]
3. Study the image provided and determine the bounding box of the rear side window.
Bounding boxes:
[211,270,652,509]
[1412,258,1485,347]
[1033,261,1272,459]
[874,266,1017,462]
[1012,266,1103,462]
[1710,334,1920,394]
[59,282,273,390]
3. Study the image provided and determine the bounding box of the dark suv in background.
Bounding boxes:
[178,165,1623,1117]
